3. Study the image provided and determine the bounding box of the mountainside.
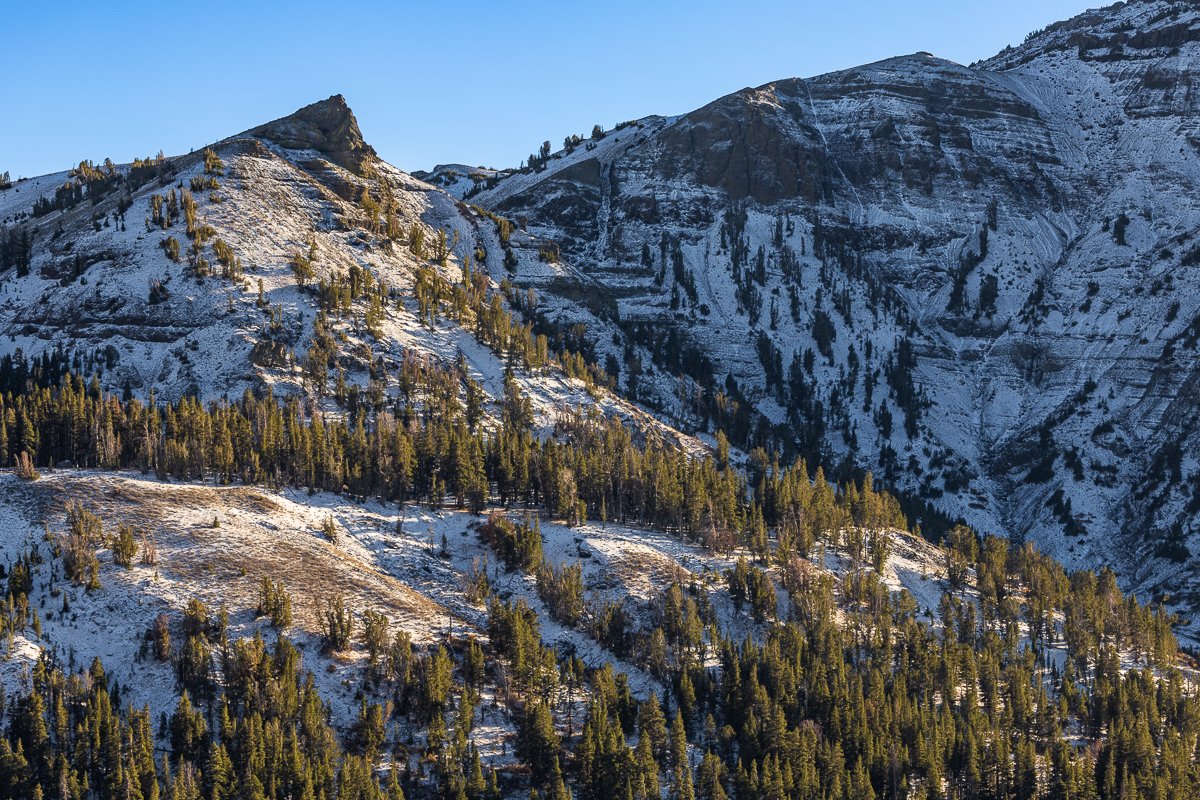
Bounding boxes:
[2,6,1200,797]
[0,95,690,451]
[466,0,1200,618]
[0,3,1197,627]
[0,468,949,736]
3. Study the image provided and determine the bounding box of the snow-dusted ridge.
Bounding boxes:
[462,0,1200,629]
[4,0,1200,660]
[0,95,701,460]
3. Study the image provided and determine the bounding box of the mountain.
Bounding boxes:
[0,8,1198,795]
[465,0,1200,619]
[0,94,689,448]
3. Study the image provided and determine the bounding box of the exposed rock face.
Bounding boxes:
[244,94,377,174]
[469,0,1200,632]
[654,86,832,205]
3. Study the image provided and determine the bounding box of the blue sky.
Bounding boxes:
[5,0,1096,178]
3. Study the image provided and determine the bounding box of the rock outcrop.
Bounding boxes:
[244,94,377,174]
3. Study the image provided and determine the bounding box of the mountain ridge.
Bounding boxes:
[243,93,378,175]
[0,6,1199,798]
[4,0,1200,627]
[457,0,1200,625]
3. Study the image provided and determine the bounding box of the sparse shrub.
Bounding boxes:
[535,560,585,627]
[112,523,138,568]
[192,223,215,246]
[389,628,414,686]
[161,236,181,262]
[212,238,241,280]
[408,223,426,259]
[496,216,513,246]
[203,148,225,176]
[14,451,39,481]
[1114,211,1129,246]
[321,515,339,544]
[151,613,171,660]
[463,557,491,605]
[62,502,102,589]
[359,186,380,232]
[361,609,390,677]
[290,250,314,286]
[182,598,210,638]
[140,531,158,565]
[432,228,456,266]
[149,278,170,304]
[189,175,219,192]
[182,190,197,236]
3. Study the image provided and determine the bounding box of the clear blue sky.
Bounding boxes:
[6,0,1096,178]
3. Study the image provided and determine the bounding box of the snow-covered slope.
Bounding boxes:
[0,96,694,453]
[5,0,1200,632]
[411,164,508,200]
[466,0,1200,622]
[0,468,953,737]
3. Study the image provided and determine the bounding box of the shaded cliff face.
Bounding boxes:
[652,86,833,206]
[470,0,1200,629]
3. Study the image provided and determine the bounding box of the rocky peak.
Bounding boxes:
[243,94,377,174]
[983,0,1200,69]
[653,83,831,205]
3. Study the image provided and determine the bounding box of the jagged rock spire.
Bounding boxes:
[244,94,377,174]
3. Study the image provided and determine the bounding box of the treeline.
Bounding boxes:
[32,155,174,219]
[0,361,904,561]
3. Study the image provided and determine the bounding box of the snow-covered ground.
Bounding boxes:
[0,468,965,729]
[5,0,1200,697]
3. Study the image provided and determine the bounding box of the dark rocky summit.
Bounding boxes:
[244,94,377,174]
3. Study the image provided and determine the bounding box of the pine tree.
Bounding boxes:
[322,595,354,651]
